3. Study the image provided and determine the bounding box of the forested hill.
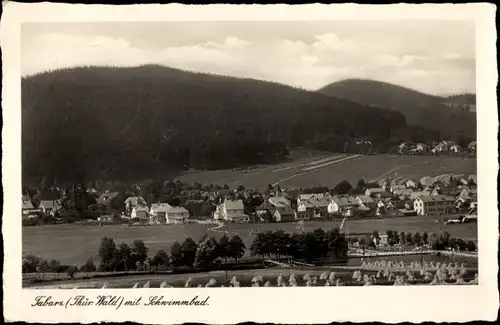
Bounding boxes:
[318,79,477,139]
[22,65,409,183]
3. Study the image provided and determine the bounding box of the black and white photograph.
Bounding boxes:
[2,2,498,324]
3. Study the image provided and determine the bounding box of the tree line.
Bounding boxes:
[250,228,348,262]
[349,230,477,252]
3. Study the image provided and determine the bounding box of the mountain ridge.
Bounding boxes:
[318,78,476,138]
[23,65,415,184]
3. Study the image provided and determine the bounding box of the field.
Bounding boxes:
[175,150,476,189]
[23,215,477,266]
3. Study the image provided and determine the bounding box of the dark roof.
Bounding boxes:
[256,201,274,210]
[274,206,295,216]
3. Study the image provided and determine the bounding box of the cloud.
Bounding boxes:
[22,30,475,95]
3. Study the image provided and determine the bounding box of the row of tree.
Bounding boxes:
[349,230,477,252]
[97,234,247,272]
[250,228,348,261]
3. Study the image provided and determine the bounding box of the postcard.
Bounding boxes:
[1,2,498,323]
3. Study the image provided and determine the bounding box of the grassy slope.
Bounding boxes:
[175,153,476,189]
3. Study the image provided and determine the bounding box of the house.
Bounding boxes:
[450,144,461,153]
[430,187,441,196]
[125,196,148,212]
[410,190,431,200]
[415,143,428,153]
[22,196,34,211]
[356,195,376,210]
[166,206,190,224]
[468,142,477,153]
[96,191,120,205]
[39,200,58,216]
[405,179,417,189]
[214,199,248,223]
[296,208,314,220]
[272,207,296,222]
[309,197,330,213]
[394,188,413,200]
[131,206,149,220]
[297,200,315,213]
[470,194,478,210]
[459,187,477,199]
[413,195,456,216]
[327,196,359,216]
[255,201,275,219]
[268,196,291,208]
[390,185,406,193]
[365,188,390,198]
[297,193,325,205]
[149,203,173,224]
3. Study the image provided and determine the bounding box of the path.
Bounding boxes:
[375,159,432,181]
[272,155,362,187]
[272,155,343,172]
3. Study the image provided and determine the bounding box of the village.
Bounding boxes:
[21,171,478,227]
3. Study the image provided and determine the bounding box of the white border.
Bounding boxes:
[2,2,498,323]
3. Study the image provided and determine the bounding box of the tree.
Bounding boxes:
[422,232,429,245]
[405,232,414,245]
[399,231,406,245]
[151,250,169,269]
[22,254,41,273]
[98,236,118,271]
[413,232,422,246]
[228,235,246,263]
[223,184,230,190]
[466,240,477,252]
[131,240,149,267]
[385,230,393,245]
[355,179,367,193]
[332,180,353,195]
[66,265,78,278]
[427,232,439,248]
[358,237,367,250]
[285,233,302,259]
[170,241,184,268]
[116,243,133,271]
[82,258,97,273]
[218,234,231,265]
[237,185,245,192]
[250,231,273,258]
[194,236,220,269]
[48,259,61,273]
[36,259,50,280]
[181,237,198,268]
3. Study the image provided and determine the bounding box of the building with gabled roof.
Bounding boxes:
[413,195,456,216]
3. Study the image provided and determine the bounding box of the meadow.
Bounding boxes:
[23,215,477,266]
[175,151,476,189]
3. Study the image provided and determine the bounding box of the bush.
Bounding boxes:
[66,265,79,278]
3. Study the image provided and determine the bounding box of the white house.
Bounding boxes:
[365,187,390,198]
[166,207,190,224]
[413,195,456,216]
[131,206,149,220]
[214,199,247,223]
[405,179,417,189]
[356,195,375,210]
[39,200,58,216]
[327,196,359,216]
[125,196,148,213]
[22,196,38,217]
[149,203,173,224]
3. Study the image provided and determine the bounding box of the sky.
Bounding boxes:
[21,21,476,95]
